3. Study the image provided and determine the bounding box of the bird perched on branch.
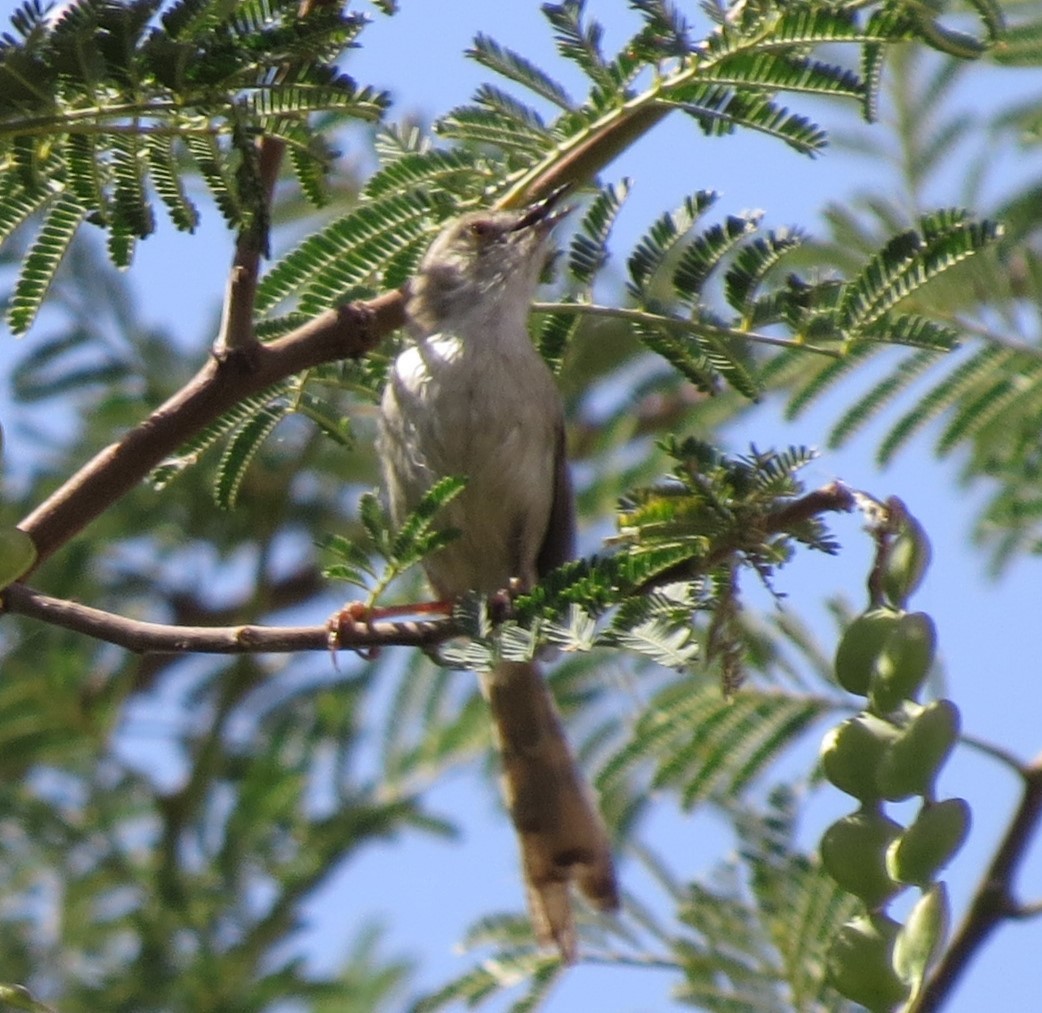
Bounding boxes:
[378,188,619,960]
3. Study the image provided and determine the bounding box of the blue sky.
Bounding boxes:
[2,1,1042,1011]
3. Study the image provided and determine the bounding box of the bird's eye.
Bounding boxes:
[468,219,496,240]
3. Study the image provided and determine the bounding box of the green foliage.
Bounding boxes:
[416,790,862,1012]
[322,476,466,607]
[0,0,1035,1011]
[0,0,389,332]
[256,190,437,313]
[598,681,830,808]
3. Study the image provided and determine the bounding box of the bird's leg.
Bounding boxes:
[325,597,455,655]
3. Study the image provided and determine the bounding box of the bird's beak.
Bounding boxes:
[510,184,573,233]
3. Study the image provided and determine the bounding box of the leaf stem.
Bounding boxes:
[533,301,843,357]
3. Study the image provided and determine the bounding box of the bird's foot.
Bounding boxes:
[325,598,455,657]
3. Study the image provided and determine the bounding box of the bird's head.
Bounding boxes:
[407,188,570,334]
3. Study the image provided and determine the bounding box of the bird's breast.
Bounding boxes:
[380,331,562,595]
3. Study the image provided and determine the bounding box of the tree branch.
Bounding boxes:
[2,582,451,654]
[533,301,843,358]
[214,136,284,358]
[8,482,858,656]
[17,291,405,572]
[914,751,1042,1012]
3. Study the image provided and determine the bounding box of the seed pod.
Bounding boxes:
[827,912,910,1011]
[887,798,971,886]
[868,611,937,714]
[820,714,899,802]
[883,505,932,609]
[0,526,36,591]
[894,883,951,994]
[834,609,902,696]
[877,699,960,801]
[820,809,903,907]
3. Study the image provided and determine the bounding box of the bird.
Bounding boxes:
[377,187,619,961]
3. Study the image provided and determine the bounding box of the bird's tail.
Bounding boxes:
[481,660,619,962]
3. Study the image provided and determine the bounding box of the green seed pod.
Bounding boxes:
[877,699,960,801]
[827,912,910,1011]
[887,798,971,886]
[0,526,36,591]
[883,505,932,609]
[894,883,951,994]
[834,609,902,696]
[820,809,903,907]
[820,714,900,802]
[868,611,938,714]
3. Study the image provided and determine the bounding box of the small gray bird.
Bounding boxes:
[378,190,619,960]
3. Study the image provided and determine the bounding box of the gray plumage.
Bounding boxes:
[378,193,619,960]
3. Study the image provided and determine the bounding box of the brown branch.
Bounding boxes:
[9,481,859,658]
[2,582,451,655]
[635,480,858,592]
[214,0,330,356]
[914,751,1042,1012]
[17,292,404,572]
[214,136,284,358]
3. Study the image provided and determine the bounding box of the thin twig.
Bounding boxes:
[215,136,284,357]
[959,732,1029,777]
[9,482,857,656]
[2,583,451,655]
[17,292,404,571]
[913,751,1042,1012]
[533,301,843,357]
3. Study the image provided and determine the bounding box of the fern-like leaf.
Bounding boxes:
[633,319,720,394]
[256,191,433,313]
[838,212,1002,333]
[861,42,885,122]
[782,341,879,420]
[0,179,52,246]
[184,133,242,226]
[150,383,292,488]
[861,312,958,349]
[536,302,582,374]
[630,0,694,58]
[598,682,828,808]
[107,131,155,267]
[628,190,719,297]
[468,32,574,109]
[214,401,287,509]
[673,213,763,303]
[705,52,865,100]
[937,361,1042,455]
[877,343,1010,462]
[145,134,200,231]
[436,104,555,157]
[568,178,630,285]
[389,475,467,566]
[724,228,805,315]
[606,616,700,667]
[362,147,487,201]
[542,0,614,91]
[827,347,940,447]
[7,193,86,335]
[668,84,828,156]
